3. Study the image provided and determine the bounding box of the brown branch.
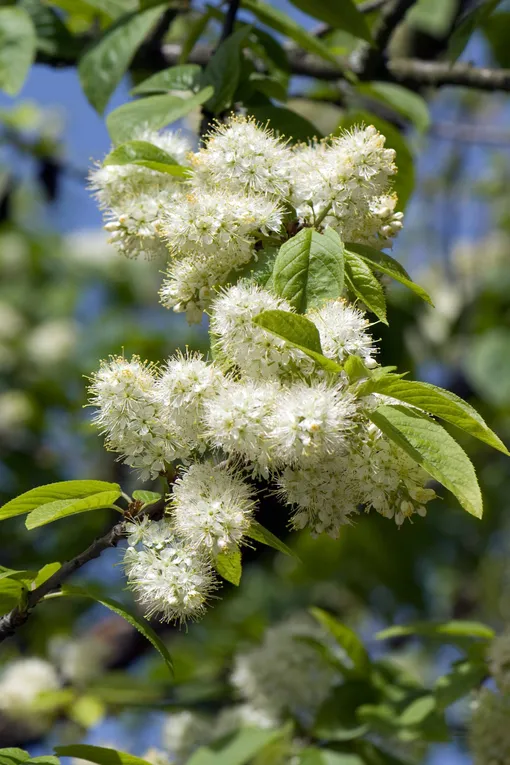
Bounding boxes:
[0,499,165,644]
[387,58,510,92]
[356,0,417,79]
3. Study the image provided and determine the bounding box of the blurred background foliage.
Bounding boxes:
[1,0,510,763]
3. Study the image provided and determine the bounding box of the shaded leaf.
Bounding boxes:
[288,0,372,43]
[131,64,203,95]
[247,520,299,559]
[55,747,150,765]
[186,727,283,765]
[344,249,387,324]
[60,585,173,673]
[356,82,430,132]
[0,7,36,96]
[202,26,251,114]
[248,105,321,142]
[369,405,483,518]
[377,619,494,642]
[79,5,166,114]
[311,607,371,676]
[103,140,190,177]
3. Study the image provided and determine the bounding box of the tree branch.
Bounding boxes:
[0,498,165,644]
[387,58,510,92]
[357,0,417,79]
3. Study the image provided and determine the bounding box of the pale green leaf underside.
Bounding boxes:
[25,489,122,529]
[0,480,120,521]
[369,405,483,518]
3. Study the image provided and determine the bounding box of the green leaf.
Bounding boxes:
[0,8,36,96]
[0,480,121,521]
[448,0,502,61]
[248,105,321,142]
[79,0,136,19]
[346,243,433,305]
[131,64,203,95]
[78,5,166,114]
[337,112,415,208]
[253,309,343,373]
[25,489,121,529]
[369,405,483,518]
[273,228,345,313]
[344,354,371,383]
[358,376,509,455]
[355,82,430,132]
[247,520,298,559]
[288,0,372,43]
[298,751,364,765]
[33,562,61,588]
[0,750,30,765]
[434,660,487,709]
[241,0,343,68]
[202,26,251,114]
[179,8,213,64]
[19,0,77,59]
[344,249,387,324]
[103,140,190,177]
[132,490,162,507]
[483,12,510,68]
[54,746,151,765]
[313,682,373,741]
[376,619,494,642]
[107,87,214,144]
[186,727,283,765]
[398,695,436,726]
[214,548,242,586]
[0,578,26,615]
[311,607,371,676]
[464,328,510,408]
[59,585,173,673]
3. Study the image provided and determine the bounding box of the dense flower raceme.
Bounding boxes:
[89,285,436,624]
[90,117,403,323]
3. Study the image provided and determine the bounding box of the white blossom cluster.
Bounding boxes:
[89,283,436,622]
[0,657,62,735]
[91,117,403,323]
[488,628,510,692]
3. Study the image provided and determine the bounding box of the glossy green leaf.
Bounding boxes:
[242,0,342,68]
[55,746,151,765]
[107,87,214,144]
[448,0,502,61]
[0,750,30,765]
[60,585,173,673]
[288,0,372,43]
[0,7,36,96]
[202,26,251,114]
[253,310,343,373]
[344,249,387,324]
[338,111,415,208]
[369,405,483,518]
[273,228,345,313]
[79,5,166,114]
[25,489,121,529]
[131,64,203,95]
[434,660,487,708]
[0,578,26,615]
[311,607,371,676]
[377,619,494,642]
[32,562,61,588]
[19,0,76,59]
[214,548,242,586]
[356,82,430,132]
[0,480,121,521]
[346,243,433,305]
[247,520,298,559]
[358,376,509,455]
[103,140,190,177]
[248,105,321,142]
[179,8,214,64]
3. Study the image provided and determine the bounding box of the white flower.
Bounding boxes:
[469,689,510,765]
[269,381,357,466]
[170,461,256,554]
[215,704,277,737]
[154,352,224,451]
[89,128,192,209]
[489,630,510,692]
[192,115,292,197]
[26,319,78,366]
[307,299,377,366]
[0,390,33,435]
[162,711,212,764]
[209,283,310,379]
[104,189,176,260]
[123,518,216,623]
[0,658,61,733]
[142,749,171,765]
[230,616,334,721]
[203,379,279,477]
[89,356,183,479]
[277,454,360,537]
[49,635,112,684]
